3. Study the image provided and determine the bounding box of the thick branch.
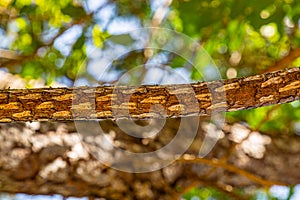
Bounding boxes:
[1,120,300,199]
[0,67,300,122]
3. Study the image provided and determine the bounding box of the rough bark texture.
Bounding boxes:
[1,119,300,199]
[0,67,300,122]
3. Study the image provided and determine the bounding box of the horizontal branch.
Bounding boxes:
[0,49,22,67]
[1,120,300,198]
[178,156,285,187]
[0,67,300,122]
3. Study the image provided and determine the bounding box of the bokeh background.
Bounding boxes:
[1,0,300,199]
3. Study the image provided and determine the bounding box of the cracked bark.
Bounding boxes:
[0,67,300,122]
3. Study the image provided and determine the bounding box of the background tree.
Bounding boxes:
[1,0,300,199]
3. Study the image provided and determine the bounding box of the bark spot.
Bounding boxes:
[168,104,186,112]
[121,87,146,94]
[0,118,12,122]
[13,111,32,118]
[18,93,41,100]
[261,77,282,88]
[141,96,166,104]
[52,111,71,118]
[196,93,211,101]
[215,82,239,92]
[94,111,113,118]
[96,94,116,101]
[192,82,207,87]
[52,93,74,101]
[0,102,19,109]
[168,87,193,95]
[279,81,300,92]
[259,95,274,103]
[243,75,262,81]
[36,102,54,109]
[120,102,137,109]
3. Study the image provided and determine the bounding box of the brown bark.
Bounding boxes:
[1,67,300,122]
[0,119,300,199]
[263,47,300,73]
[0,49,22,67]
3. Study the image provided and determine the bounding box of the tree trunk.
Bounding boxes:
[0,119,300,199]
[0,67,300,122]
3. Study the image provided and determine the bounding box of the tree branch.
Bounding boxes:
[263,47,300,73]
[0,67,300,122]
[178,156,286,187]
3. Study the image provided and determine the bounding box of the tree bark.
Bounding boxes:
[0,119,300,199]
[0,67,300,122]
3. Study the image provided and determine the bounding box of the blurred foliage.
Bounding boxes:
[2,0,299,82]
[182,186,296,200]
[183,187,235,200]
[1,0,300,199]
[171,0,300,73]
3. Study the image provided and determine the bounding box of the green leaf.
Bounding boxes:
[169,54,187,69]
[109,34,135,46]
[61,4,85,19]
[92,25,106,48]
[73,34,85,50]
[15,17,27,30]
[21,61,43,78]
